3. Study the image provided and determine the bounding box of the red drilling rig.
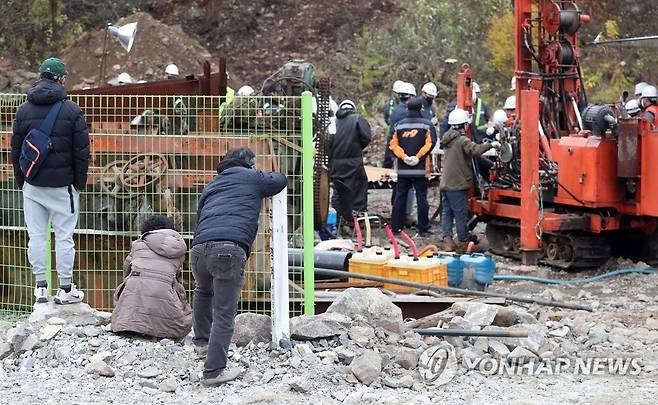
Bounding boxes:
[459,0,658,269]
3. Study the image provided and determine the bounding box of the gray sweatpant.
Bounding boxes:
[23,183,80,286]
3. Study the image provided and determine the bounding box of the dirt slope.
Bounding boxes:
[145,0,397,88]
[60,12,213,89]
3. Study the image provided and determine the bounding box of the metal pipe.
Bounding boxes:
[414,328,529,338]
[288,248,351,271]
[314,268,593,312]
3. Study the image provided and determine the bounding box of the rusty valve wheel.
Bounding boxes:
[99,160,132,199]
[120,153,169,189]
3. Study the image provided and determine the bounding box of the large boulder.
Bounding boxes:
[29,302,111,326]
[231,313,272,346]
[326,288,403,334]
[289,313,351,340]
[350,350,382,385]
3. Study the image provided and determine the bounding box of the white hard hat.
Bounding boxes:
[117,72,134,84]
[237,85,254,96]
[165,64,179,76]
[339,99,356,110]
[635,82,649,96]
[510,76,516,91]
[504,95,516,110]
[493,109,508,126]
[641,85,658,99]
[400,82,416,96]
[625,99,641,115]
[392,80,405,93]
[472,82,481,93]
[448,108,470,125]
[421,82,438,97]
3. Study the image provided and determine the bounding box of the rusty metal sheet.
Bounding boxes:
[618,118,639,178]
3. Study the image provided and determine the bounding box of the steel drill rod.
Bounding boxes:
[313,268,593,312]
[414,328,529,338]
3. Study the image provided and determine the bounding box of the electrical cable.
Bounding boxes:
[493,268,656,285]
[557,182,586,205]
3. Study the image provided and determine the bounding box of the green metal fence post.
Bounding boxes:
[301,91,315,315]
[45,219,52,292]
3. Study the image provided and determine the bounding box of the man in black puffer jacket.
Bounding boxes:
[191,147,287,387]
[11,57,89,305]
[328,99,372,224]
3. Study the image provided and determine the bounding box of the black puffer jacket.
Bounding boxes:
[329,109,372,179]
[192,160,288,255]
[11,79,90,190]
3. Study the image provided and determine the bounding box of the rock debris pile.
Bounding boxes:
[0,286,657,404]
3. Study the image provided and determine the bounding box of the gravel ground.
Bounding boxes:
[1,197,657,405]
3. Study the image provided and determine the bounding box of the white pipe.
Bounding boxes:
[270,187,289,346]
[572,98,583,131]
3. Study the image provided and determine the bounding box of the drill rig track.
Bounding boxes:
[485,220,611,270]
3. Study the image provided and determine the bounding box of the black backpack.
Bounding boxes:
[19,101,63,181]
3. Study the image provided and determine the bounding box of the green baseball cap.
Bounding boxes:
[39,57,68,79]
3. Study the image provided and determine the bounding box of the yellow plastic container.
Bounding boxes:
[348,249,392,285]
[385,256,448,293]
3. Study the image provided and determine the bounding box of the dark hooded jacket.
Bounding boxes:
[112,228,192,338]
[192,159,287,255]
[439,128,492,191]
[329,109,372,179]
[11,79,90,190]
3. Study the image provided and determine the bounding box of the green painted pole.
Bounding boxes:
[45,219,52,292]
[301,91,315,315]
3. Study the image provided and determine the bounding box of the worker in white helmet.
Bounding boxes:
[108,72,135,86]
[439,108,497,253]
[634,82,648,100]
[640,85,658,127]
[470,82,491,143]
[237,86,255,96]
[420,82,438,122]
[165,64,180,80]
[625,99,641,118]
[503,95,516,117]
[384,80,405,126]
[485,109,509,140]
[384,83,419,225]
[384,82,416,168]
[329,100,372,228]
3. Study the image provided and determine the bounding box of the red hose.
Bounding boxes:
[354,214,363,252]
[384,223,400,259]
[399,231,419,260]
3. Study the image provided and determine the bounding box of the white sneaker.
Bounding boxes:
[54,284,84,304]
[34,286,49,303]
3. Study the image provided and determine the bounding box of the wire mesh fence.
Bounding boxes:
[0,91,312,317]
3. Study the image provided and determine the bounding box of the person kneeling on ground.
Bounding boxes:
[440,108,498,253]
[191,147,287,387]
[111,215,192,339]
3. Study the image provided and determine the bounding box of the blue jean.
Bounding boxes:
[441,190,469,242]
[392,177,429,233]
[191,241,246,378]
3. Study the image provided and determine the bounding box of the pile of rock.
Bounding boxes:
[3,286,635,402]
